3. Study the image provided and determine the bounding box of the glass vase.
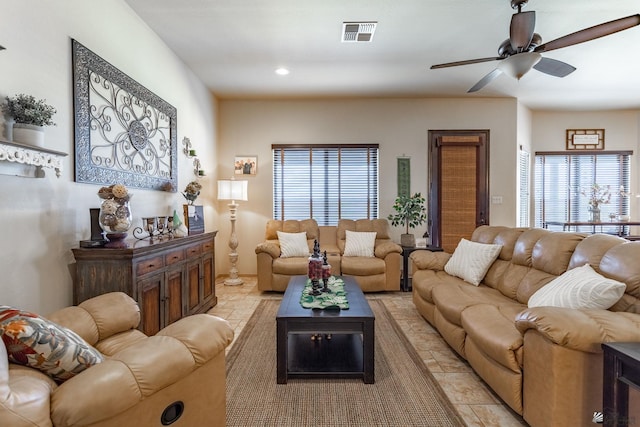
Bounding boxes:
[589,206,601,223]
[99,197,133,248]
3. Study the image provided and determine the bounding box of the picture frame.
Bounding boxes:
[183,204,205,235]
[566,129,605,150]
[234,156,257,175]
[72,39,178,192]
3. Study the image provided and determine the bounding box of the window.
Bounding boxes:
[518,149,530,227]
[273,144,379,225]
[534,151,631,232]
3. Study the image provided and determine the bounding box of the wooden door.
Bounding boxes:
[429,130,490,253]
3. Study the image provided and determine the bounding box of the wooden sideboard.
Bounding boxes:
[72,232,217,336]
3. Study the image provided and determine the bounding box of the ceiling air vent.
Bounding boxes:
[342,22,377,42]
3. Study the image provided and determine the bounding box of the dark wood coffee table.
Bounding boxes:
[276,275,375,384]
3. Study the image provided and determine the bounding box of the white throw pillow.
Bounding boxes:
[277,231,309,258]
[528,264,626,310]
[444,238,502,286]
[343,230,377,257]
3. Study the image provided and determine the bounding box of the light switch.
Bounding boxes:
[492,196,503,204]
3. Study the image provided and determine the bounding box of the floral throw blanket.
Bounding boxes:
[300,276,349,310]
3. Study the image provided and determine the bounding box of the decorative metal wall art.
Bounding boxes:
[72,39,177,192]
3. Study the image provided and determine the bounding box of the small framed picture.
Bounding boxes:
[234,156,257,175]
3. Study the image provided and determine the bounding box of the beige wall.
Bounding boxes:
[216,98,520,277]
[532,110,640,227]
[0,0,219,314]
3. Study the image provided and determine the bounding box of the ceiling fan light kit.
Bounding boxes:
[498,52,541,79]
[430,0,640,92]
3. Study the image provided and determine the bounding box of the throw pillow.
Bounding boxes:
[343,230,377,257]
[277,231,310,258]
[528,264,626,310]
[444,238,502,286]
[0,306,104,383]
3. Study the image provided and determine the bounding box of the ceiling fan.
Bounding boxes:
[431,0,640,93]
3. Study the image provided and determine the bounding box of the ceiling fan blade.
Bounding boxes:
[431,57,502,69]
[468,69,503,93]
[510,11,536,51]
[535,14,640,53]
[533,57,576,77]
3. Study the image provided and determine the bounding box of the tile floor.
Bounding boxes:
[210,276,528,427]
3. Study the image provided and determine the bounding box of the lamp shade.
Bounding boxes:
[218,179,248,202]
[498,52,542,80]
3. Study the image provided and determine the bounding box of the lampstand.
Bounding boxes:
[218,178,248,286]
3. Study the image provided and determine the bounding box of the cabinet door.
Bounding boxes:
[165,268,185,326]
[202,252,215,306]
[186,260,202,314]
[139,273,163,336]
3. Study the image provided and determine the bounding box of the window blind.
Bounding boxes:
[534,151,631,232]
[273,144,379,225]
[518,149,530,227]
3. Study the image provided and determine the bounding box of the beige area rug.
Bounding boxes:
[225,299,466,427]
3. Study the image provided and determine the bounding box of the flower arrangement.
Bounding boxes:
[182,181,202,205]
[2,94,57,126]
[97,184,132,232]
[580,183,611,209]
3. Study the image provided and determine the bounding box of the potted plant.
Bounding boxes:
[388,192,427,247]
[2,93,56,147]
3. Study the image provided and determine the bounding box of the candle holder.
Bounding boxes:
[133,216,175,241]
[322,250,331,293]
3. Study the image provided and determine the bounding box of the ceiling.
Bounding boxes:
[125,0,640,110]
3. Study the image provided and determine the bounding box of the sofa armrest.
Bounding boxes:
[410,250,451,271]
[515,307,640,353]
[51,313,233,426]
[374,240,402,259]
[255,241,281,258]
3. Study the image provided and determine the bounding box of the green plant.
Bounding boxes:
[387,193,427,234]
[2,94,56,126]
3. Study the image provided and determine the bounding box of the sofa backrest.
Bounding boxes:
[264,219,319,248]
[470,225,640,312]
[336,219,392,253]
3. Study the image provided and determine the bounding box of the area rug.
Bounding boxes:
[225,299,466,426]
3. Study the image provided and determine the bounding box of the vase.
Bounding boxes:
[589,206,601,223]
[401,233,416,247]
[99,198,133,248]
[12,123,45,147]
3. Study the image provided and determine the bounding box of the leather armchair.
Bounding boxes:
[0,292,234,427]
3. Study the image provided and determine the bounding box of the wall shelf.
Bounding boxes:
[0,139,68,178]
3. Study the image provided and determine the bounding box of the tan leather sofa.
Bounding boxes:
[255,218,402,292]
[1,292,234,427]
[410,225,640,427]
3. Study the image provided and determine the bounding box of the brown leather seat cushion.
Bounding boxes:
[340,256,385,275]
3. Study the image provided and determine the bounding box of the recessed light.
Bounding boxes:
[275,67,290,76]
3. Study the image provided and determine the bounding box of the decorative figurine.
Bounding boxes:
[308,239,323,295]
[322,250,331,293]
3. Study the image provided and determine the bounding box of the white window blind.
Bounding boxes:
[534,151,631,232]
[518,149,530,227]
[273,144,379,225]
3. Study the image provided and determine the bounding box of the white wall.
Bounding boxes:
[217,97,519,276]
[0,0,219,314]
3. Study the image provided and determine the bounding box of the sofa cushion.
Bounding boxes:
[444,238,503,285]
[341,256,386,275]
[277,231,310,258]
[528,264,626,310]
[461,303,526,372]
[0,306,104,383]
[343,230,376,257]
[432,280,513,326]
